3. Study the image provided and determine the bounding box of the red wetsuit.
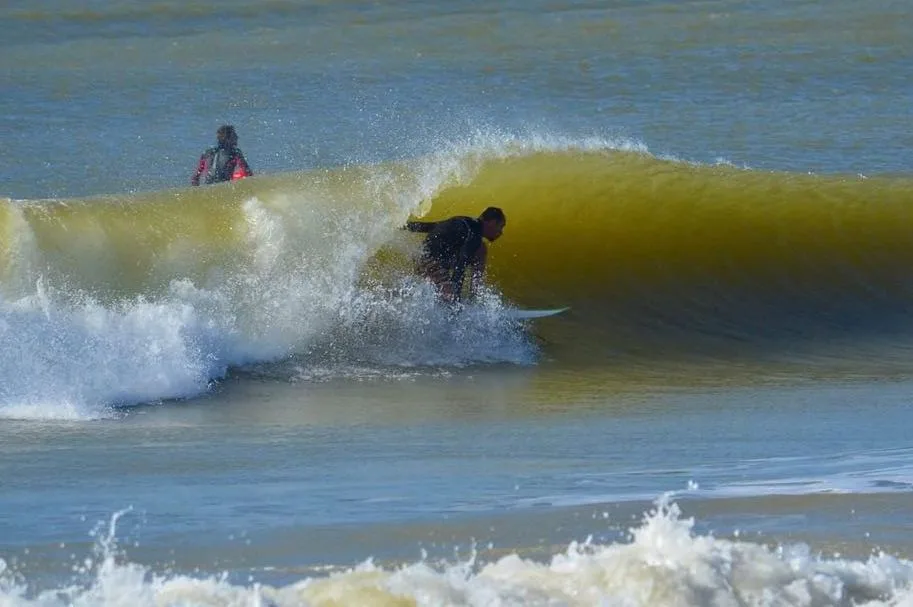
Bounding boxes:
[191,145,252,186]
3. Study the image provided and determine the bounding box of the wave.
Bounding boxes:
[2,498,911,606]
[2,134,913,417]
[0,135,597,417]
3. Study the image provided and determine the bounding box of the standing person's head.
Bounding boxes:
[479,207,506,241]
[216,125,238,148]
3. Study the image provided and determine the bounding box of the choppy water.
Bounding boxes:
[3,0,913,605]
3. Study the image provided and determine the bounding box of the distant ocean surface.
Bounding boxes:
[3,1,913,605]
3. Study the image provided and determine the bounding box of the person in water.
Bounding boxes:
[191,125,253,186]
[405,206,506,302]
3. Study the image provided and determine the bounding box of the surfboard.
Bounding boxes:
[505,307,569,320]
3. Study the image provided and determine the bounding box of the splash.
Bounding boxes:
[0,281,223,420]
[3,497,913,606]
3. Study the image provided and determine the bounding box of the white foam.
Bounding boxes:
[0,283,225,421]
[294,281,537,370]
[4,497,913,606]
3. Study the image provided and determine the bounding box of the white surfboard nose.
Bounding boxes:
[506,307,570,320]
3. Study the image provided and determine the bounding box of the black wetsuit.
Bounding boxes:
[406,216,484,298]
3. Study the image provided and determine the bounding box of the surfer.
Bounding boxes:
[405,207,506,302]
[191,125,253,186]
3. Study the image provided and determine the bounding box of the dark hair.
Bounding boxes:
[479,206,506,222]
[216,125,237,146]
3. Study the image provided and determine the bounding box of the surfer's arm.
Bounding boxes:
[451,232,484,301]
[467,243,488,299]
[404,220,438,233]
[231,150,253,180]
[190,154,207,186]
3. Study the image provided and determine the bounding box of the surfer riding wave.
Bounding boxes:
[405,207,506,303]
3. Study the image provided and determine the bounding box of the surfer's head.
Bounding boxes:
[479,206,506,241]
[216,125,238,148]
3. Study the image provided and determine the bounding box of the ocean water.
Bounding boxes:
[3,0,913,605]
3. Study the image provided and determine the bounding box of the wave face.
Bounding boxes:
[3,135,913,416]
[415,147,913,369]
